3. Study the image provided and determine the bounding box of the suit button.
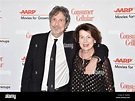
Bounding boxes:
[35,71,38,74]
[35,44,38,47]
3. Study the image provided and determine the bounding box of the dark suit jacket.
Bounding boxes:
[21,31,108,92]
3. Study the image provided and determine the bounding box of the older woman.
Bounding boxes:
[70,23,115,92]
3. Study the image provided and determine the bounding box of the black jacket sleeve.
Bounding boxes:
[93,43,109,62]
[21,35,36,92]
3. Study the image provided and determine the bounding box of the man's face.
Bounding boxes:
[50,12,68,37]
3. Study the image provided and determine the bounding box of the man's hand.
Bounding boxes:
[84,57,98,75]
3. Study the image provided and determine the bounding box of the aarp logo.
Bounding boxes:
[19,10,36,15]
[114,58,132,63]
[114,8,134,13]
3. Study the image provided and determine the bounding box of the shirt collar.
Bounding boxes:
[49,32,63,43]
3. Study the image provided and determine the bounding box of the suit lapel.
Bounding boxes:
[63,32,76,71]
[40,33,49,67]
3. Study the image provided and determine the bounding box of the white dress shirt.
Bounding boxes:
[41,32,69,91]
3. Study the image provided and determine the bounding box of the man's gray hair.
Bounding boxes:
[49,6,70,24]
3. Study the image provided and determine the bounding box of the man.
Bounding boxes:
[21,6,108,92]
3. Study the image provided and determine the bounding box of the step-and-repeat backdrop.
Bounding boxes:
[0,0,135,92]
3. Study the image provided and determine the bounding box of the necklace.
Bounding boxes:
[80,49,93,66]
[82,57,92,66]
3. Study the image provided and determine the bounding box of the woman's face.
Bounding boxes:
[79,30,95,51]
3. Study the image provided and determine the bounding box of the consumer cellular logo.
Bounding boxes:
[71,8,94,21]
[120,32,135,46]
[120,82,135,92]
[19,9,49,20]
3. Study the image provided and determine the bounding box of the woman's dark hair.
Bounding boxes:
[73,23,102,43]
